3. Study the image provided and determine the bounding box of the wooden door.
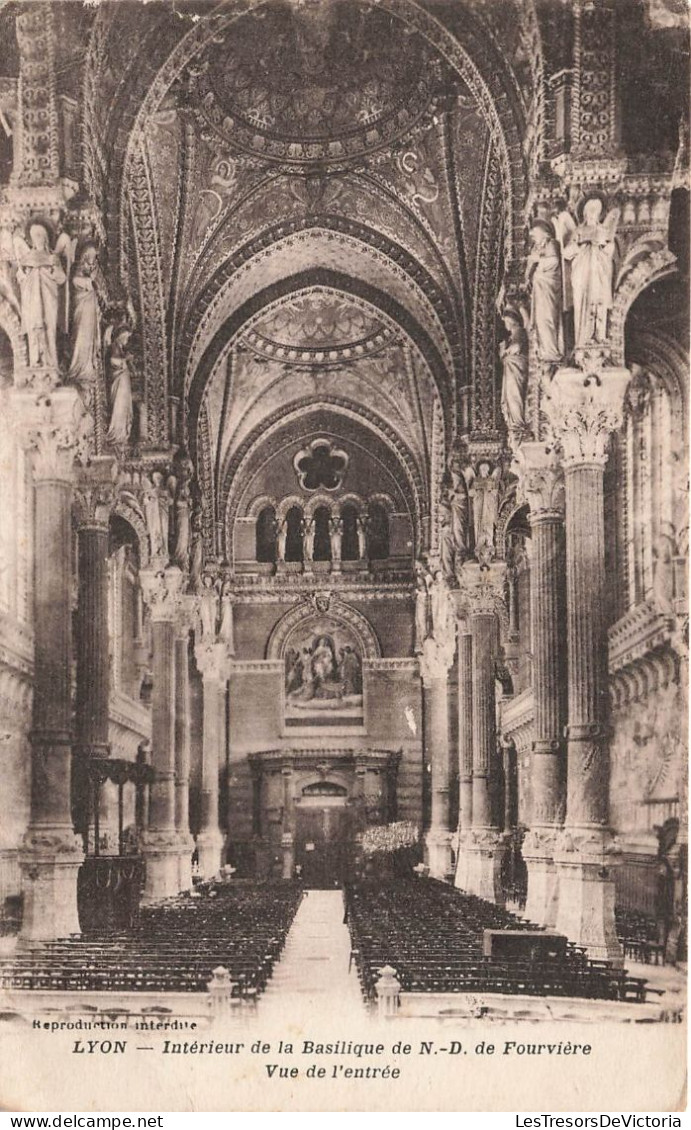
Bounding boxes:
[295,804,350,888]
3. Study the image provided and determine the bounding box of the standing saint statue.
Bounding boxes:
[277,517,288,563]
[438,491,456,582]
[414,561,432,654]
[106,325,134,447]
[356,513,367,560]
[448,459,469,563]
[499,309,529,437]
[525,219,563,364]
[431,569,453,643]
[219,580,235,654]
[16,219,66,369]
[189,509,204,592]
[330,515,343,565]
[68,242,101,386]
[466,462,501,564]
[304,516,315,563]
[198,574,219,640]
[562,195,619,348]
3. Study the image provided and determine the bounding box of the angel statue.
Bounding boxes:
[414,561,432,654]
[562,194,619,348]
[499,307,529,439]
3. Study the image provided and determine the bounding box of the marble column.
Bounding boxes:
[139,567,185,901]
[513,443,566,927]
[545,367,630,962]
[13,388,88,939]
[454,615,473,890]
[194,641,227,878]
[420,636,455,879]
[174,601,195,890]
[74,460,116,849]
[457,562,507,903]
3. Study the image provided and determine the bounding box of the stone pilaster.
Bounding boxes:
[512,442,566,927]
[73,459,116,849]
[457,562,507,903]
[13,5,60,191]
[11,388,88,939]
[544,366,630,961]
[454,614,473,891]
[173,598,195,890]
[139,566,185,901]
[420,635,455,879]
[194,640,227,878]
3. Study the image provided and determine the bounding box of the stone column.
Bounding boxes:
[174,600,195,890]
[420,636,455,879]
[454,613,473,890]
[12,388,89,939]
[457,562,507,902]
[281,763,295,880]
[513,442,567,926]
[194,641,227,878]
[139,567,185,901]
[73,460,116,849]
[545,366,630,962]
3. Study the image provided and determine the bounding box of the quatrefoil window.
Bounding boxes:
[293,440,348,492]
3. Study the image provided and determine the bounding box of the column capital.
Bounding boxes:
[459,562,507,622]
[140,566,184,623]
[74,457,118,530]
[543,367,631,470]
[173,593,197,640]
[511,442,565,522]
[419,635,455,686]
[194,640,229,684]
[9,387,93,483]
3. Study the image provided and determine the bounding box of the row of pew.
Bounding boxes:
[345,879,653,1004]
[0,880,303,999]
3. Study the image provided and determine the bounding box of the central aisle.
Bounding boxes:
[260,889,365,1024]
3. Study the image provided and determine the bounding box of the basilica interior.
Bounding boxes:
[0,0,687,1016]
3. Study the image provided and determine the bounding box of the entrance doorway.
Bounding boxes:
[295,801,352,888]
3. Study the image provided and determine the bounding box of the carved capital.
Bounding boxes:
[419,635,455,685]
[194,640,229,684]
[74,457,118,529]
[173,593,197,640]
[10,387,93,483]
[511,442,565,522]
[543,367,631,469]
[139,566,184,623]
[460,562,507,621]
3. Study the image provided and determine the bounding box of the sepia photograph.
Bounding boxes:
[0,0,687,1115]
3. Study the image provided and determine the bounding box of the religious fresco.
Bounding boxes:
[283,620,364,727]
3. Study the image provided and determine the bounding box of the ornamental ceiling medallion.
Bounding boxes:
[185,0,442,165]
[240,289,395,364]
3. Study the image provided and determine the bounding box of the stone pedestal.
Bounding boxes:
[140,567,185,901]
[545,367,630,961]
[513,443,566,927]
[12,388,89,939]
[420,636,455,880]
[456,563,506,903]
[195,641,228,879]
